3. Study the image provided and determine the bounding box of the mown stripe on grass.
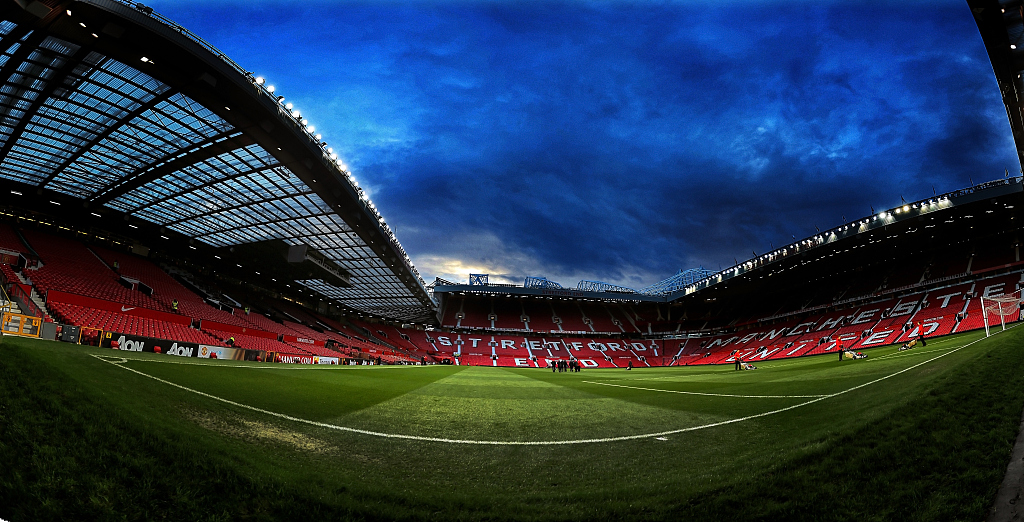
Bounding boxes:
[89,327,1010,445]
[580,381,828,398]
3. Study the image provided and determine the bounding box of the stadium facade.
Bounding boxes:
[0,0,1021,368]
[0,0,434,323]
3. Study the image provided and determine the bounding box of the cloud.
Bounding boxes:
[147,0,1019,289]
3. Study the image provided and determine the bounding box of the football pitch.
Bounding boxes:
[2,327,1024,521]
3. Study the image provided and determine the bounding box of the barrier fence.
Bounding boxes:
[2,312,40,337]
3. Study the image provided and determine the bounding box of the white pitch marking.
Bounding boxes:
[91,354,428,370]
[871,345,959,362]
[655,437,668,441]
[88,326,1011,446]
[581,381,827,398]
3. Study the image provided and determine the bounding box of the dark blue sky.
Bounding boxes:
[150,0,1018,289]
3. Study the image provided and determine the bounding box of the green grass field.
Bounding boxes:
[2,326,1024,521]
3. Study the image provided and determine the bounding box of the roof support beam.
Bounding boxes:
[0,24,34,57]
[127,161,285,212]
[0,29,49,121]
[90,131,254,205]
[40,87,176,188]
[0,44,94,167]
[160,189,318,227]
[189,209,341,240]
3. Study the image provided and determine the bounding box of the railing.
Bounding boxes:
[2,312,41,337]
[8,283,42,318]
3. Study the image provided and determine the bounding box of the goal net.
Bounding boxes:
[981,289,1022,336]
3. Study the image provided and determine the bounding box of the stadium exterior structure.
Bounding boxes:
[434,0,1024,340]
[0,0,434,323]
[0,0,1022,365]
[433,177,1024,336]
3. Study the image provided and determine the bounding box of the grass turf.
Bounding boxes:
[1,326,1022,521]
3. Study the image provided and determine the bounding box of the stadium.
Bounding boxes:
[2,0,1024,520]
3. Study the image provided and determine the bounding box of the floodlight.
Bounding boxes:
[307,125,315,132]
[292,110,300,118]
[903,205,909,212]
[1013,44,1018,49]
[285,102,293,110]
[140,56,149,62]
[255,76,265,85]
[315,134,322,140]
[268,85,276,93]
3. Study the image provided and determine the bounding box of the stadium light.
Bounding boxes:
[268,85,276,93]
[903,205,909,212]
[285,103,293,110]
[302,119,308,126]
[292,110,300,118]
[255,76,265,85]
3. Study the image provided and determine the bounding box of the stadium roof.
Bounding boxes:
[970,0,1024,168]
[0,0,436,323]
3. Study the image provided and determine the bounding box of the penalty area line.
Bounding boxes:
[87,327,1010,446]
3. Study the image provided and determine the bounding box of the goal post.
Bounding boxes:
[980,289,1022,337]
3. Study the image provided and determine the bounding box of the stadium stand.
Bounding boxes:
[492,298,525,330]
[92,246,261,329]
[586,303,623,333]
[0,223,25,254]
[23,230,160,310]
[521,299,557,332]
[459,296,494,329]
[971,244,1019,273]
[49,302,222,345]
[551,301,590,332]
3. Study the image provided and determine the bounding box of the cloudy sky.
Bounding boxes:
[149,0,1018,289]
